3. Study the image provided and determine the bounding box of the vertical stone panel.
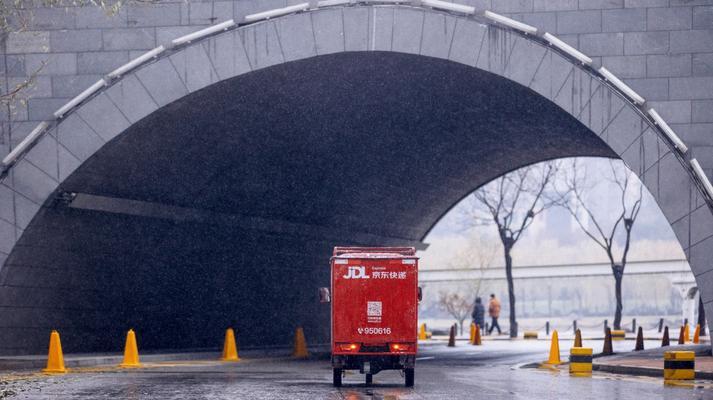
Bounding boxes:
[134,58,190,108]
[370,7,394,51]
[276,13,317,62]
[420,12,457,60]
[169,45,220,92]
[104,75,159,125]
[239,21,285,70]
[202,31,253,80]
[76,93,132,142]
[343,7,370,52]
[392,8,424,55]
[311,9,345,55]
[504,37,547,88]
[448,19,486,67]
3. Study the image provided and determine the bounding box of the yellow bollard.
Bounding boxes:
[684,323,690,343]
[523,331,538,340]
[664,351,695,382]
[119,329,142,368]
[469,323,476,345]
[545,330,561,365]
[610,330,626,341]
[221,328,240,362]
[419,323,428,340]
[42,330,67,374]
[293,327,309,359]
[694,324,701,344]
[569,347,592,377]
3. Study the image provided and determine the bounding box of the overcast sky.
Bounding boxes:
[419,157,686,270]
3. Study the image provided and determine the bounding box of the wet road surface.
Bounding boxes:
[2,340,711,399]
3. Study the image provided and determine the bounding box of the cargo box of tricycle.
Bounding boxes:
[327,246,419,387]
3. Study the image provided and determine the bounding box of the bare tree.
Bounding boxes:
[556,159,642,330]
[463,161,561,337]
[438,291,473,336]
[447,234,498,301]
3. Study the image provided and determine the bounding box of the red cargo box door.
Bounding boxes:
[332,257,418,348]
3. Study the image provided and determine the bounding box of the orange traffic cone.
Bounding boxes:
[545,330,561,365]
[469,323,476,344]
[474,324,482,346]
[684,323,690,343]
[418,323,428,340]
[42,330,66,374]
[678,326,685,345]
[293,327,309,358]
[694,324,700,344]
[119,329,141,368]
[221,328,240,362]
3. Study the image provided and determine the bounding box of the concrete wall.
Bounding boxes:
[2,1,712,168]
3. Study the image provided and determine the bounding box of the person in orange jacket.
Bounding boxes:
[488,294,502,335]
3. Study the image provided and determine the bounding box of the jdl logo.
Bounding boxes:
[343,266,369,279]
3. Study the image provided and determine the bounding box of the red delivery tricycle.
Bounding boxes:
[323,247,420,387]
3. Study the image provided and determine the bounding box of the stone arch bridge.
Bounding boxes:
[0,0,712,354]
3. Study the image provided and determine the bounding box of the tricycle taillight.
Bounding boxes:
[390,343,412,352]
[337,343,361,352]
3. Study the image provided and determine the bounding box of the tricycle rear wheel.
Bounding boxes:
[405,368,414,387]
[333,368,342,387]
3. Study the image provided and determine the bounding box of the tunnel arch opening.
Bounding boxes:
[0,5,710,355]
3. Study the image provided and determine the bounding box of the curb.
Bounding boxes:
[592,363,713,380]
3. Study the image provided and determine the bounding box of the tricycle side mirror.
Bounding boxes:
[319,287,331,303]
[417,286,422,302]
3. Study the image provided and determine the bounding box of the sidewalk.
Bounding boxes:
[592,344,713,379]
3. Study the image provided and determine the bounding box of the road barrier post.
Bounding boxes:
[635,326,644,351]
[678,326,685,345]
[574,328,582,348]
[604,319,608,334]
[42,330,66,374]
[632,318,637,333]
[602,328,613,355]
[221,328,240,362]
[658,318,664,333]
[569,347,592,377]
[119,329,142,368]
[573,320,577,333]
[448,325,456,347]
[546,321,550,336]
[664,351,695,382]
[662,326,670,347]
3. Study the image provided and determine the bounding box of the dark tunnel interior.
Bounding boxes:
[0,52,617,355]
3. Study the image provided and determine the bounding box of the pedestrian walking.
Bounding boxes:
[488,294,501,335]
[472,297,485,330]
